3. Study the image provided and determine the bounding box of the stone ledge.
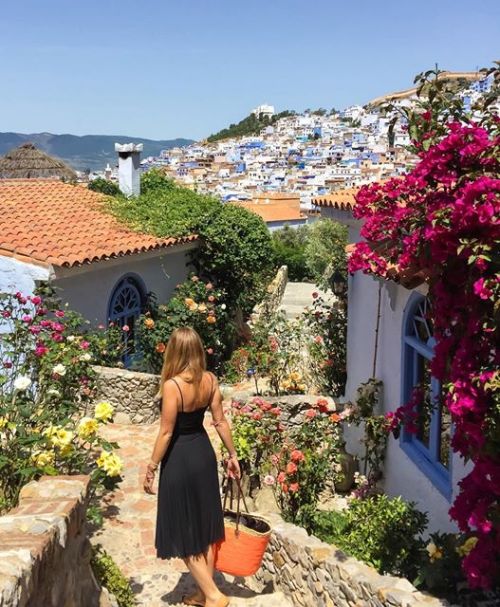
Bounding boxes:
[251,513,450,607]
[0,475,103,607]
[91,365,160,424]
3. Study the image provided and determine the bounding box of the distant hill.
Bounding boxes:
[207,110,295,143]
[0,132,194,172]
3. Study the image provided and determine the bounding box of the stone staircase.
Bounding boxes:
[279,282,333,320]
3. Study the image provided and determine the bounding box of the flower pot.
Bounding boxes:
[335,446,358,492]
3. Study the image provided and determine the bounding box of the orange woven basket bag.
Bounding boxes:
[214,476,271,577]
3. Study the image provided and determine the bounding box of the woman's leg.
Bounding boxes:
[183,553,226,606]
[184,546,216,603]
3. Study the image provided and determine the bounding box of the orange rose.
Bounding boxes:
[155,342,166,353]
[144,318,155,329]
[207,316,216,324]
[329,413,341,423]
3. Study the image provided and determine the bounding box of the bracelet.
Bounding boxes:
[148,460,159,471]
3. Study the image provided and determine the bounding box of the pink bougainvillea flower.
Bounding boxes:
[473,278,493,300]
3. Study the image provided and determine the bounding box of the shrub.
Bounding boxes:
[0,291,122,514]
[303,294,347,396]
[88,178,121,197]
[314,495,427,579]
[91,544,136,607]
[135,275,232,374]
[272,225,312,281]
[140,167,175,195]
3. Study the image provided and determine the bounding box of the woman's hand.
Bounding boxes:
[143,464,157,494]
[227,455,241,479]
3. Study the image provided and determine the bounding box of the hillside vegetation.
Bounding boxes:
[207,110,295,142]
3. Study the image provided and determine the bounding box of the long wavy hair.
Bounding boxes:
[157,327,206,399]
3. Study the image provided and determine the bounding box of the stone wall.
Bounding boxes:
[0,475,109,607]
[250,265,288,325]
[252,513,449,607]
[92,365,160,424]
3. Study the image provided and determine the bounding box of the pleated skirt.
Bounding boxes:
[155,430,225,559]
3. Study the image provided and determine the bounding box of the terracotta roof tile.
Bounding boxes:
[0,179,196,268]
[312,188,359,211]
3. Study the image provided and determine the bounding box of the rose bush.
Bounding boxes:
[0,291,122,518]
[135,275,232,374]
[348,67,500,587]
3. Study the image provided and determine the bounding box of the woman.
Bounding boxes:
[143,327,240,607]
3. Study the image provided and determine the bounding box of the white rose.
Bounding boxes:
[79,353,92,362]
[13,376,31,391]
[221,304,227,310]
[66,335,76,342]
[53,364,66,376]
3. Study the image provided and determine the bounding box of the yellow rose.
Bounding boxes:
[426,541,443,562]
[77,417,99,440]
[289,371,301,382]
[94,401,114,422]
[96,451,123,477]
[59,443,74,458]
[32,450,55,467]
[457,536,478,557]
[144,317,155,329]
[184,298,195,307]
[198,303,207,313]
[52,428,74,450]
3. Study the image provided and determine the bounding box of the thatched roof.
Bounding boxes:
[0,143,77,180]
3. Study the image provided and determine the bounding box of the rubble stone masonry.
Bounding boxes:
[0,476,102,607]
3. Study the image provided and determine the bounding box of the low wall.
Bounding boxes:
[250,265,288,325]
[0,476,109,607]
[253,513,448,607]
[92,365,160,424]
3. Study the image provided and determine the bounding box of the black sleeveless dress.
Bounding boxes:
[155,380,225,559]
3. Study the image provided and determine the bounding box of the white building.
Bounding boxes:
[252,104,275,118]
[314,190,469,533]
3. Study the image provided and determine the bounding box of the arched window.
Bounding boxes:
[401,294,452,499]
[108,275,145,366]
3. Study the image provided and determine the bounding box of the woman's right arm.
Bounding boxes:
[209,375,241,479]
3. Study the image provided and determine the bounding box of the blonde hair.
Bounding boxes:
[157,327,206,399]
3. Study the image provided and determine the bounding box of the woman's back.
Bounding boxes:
[168,371,214,435]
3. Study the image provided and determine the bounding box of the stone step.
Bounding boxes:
[229,591,292,606]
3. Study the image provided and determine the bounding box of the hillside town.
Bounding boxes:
[93,71,495,217]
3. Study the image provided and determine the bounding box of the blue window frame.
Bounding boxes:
[108,275,145,367]
[400,294,452,500]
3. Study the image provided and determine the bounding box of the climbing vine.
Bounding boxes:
[349,66,500,588]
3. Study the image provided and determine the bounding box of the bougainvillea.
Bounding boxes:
[348,68,500,587]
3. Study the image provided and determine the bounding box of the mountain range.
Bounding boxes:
[0,132,194,172]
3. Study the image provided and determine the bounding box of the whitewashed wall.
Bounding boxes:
[52,245,195,326]
[321,206,468,534]
[0,256,50,299]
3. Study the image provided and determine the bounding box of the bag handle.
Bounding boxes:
[222,474,249,536]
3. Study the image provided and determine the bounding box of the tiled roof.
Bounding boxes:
[234,200,306,224]
[312,188,359,211]
[0,179,196,268]
[346,243,428,289]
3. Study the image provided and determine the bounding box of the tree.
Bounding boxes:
[304,219,348,284]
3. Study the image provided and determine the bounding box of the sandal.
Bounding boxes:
[182,594,205,607]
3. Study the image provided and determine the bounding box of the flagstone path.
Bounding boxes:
[279,282,333,319]
[92,420,291,607]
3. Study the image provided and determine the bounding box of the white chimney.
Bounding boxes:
[115,143,143,196]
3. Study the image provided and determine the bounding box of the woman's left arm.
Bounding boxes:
[143,380,179,494]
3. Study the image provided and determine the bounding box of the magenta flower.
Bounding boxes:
[80,341,90,350]
[54,310,65,318]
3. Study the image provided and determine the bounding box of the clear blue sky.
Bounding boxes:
[1,0,498,140]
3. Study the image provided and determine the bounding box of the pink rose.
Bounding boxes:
[291,449,305,463]
[30,296,42,305]
[55,310,65,318]
[80,341,90,350]
[286,462,298,475]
